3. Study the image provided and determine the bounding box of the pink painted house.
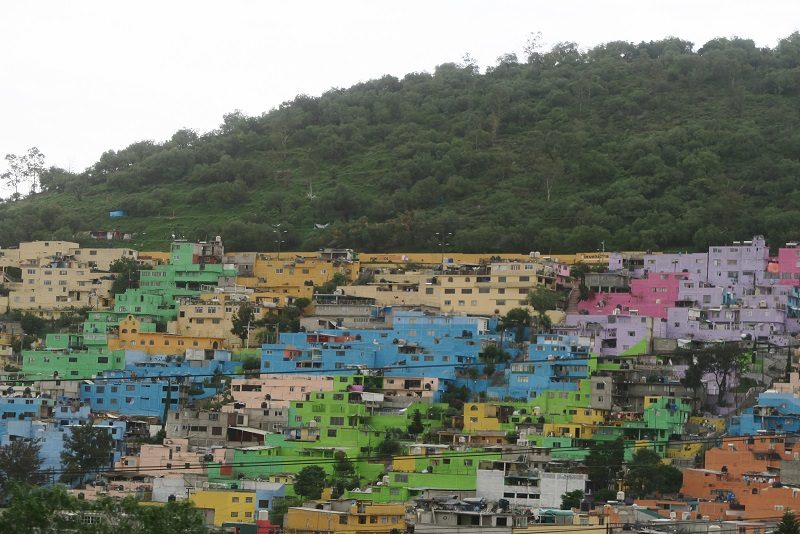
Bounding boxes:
[116,438,210,476]
[775,243,800,286]
[230,374,337,409]
[578,272,687,320]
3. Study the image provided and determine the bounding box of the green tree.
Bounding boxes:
[776,512,800,534]
[19,313,47,339]
[60,421,115,486]
[560,489,584,510]
[317,272,348,294]
[377,437,401,459]
[270,495,303,526]
[501,308,531,343]
[681,342,748,407]
[294,465,326,499]
[624,448,683,498]
[0,483,208,533]
[441,382,470,411]
[585,437,624,491]
[293,297,311,314]
[109,257,147,296]
[408,409,424,436]
[231,302,256,345]
[480,344,511,364]
[329,452,359,498]
[527,287,560,333]
[241,355,261,375]
[0,438,44,491]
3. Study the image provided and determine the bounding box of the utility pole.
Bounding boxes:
[273,224,287,260]
[435,232,452,266]
[161,377,173,434]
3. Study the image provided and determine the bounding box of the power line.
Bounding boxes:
[36,433,777,478]
[4,351,696,384]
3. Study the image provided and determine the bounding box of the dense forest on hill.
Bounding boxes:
[3,34,800,252]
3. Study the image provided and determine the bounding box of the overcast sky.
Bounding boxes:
[0,0,798,183]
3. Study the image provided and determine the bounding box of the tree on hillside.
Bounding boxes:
[776,512,800,534]
[0,438,44,491]
[329,452,359,498]
[624,448,683,498]
[680,342,748,407]
[527,287,560,333]
[501,308,531,344]
[585,437,624,491]
[294,465,326,500]
[231,302,256,344]
[317,272,348,294]
[24,147,45,194]
[19,313,47,339]
[60,422,115,486]
[408,409,424,436]
[270,496,303,526]
[109,257,146,296]
[480,344,511,364]
[561,489,584,510]
[2,154,25,199]
[377,437,401,459]
[0,483,207,533]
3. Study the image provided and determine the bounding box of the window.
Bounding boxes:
[327,429,338,438]
[461,288,472,294]
[395,474,408,483]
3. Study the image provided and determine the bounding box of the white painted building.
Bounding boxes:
[476,462,587,509]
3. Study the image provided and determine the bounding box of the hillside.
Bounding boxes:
[3,35,800,252]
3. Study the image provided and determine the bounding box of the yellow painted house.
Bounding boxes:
[190,489,257,526]
[234,254,357,298]
[462,403,504,432]
[108,315,225,355]
[284,502,405,534]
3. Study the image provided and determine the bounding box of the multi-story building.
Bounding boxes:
[559,314,665,356]
[284,501,405,534]
[235,251,357,297]
[476,459,588,509]
[343,259,569,316]
[9,253,115,316]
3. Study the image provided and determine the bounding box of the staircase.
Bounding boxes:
[565,283,581,314]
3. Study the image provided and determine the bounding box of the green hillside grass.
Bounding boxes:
[3,34,800,252]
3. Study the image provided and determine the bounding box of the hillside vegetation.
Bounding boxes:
[3,34,800,252]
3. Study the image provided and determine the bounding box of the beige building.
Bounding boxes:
[18,241,79,263]
[9,255,115,316]
[72,247,138,270]
[116,437,217,476]
[344,259,569,316]
[0,248,21,269]
[172,289,303,349]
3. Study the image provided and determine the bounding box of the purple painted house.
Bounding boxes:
[596,236,800,347]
